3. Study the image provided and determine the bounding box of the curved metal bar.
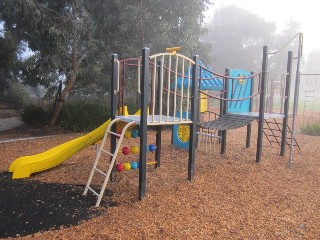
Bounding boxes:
[150,52,195,64]
[268,32,303,56]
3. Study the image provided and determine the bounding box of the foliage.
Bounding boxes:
[0,34,18,98]
[59,101,110,132]
[300,122,320,136]
[4,80,32,107]
[0,0,211,126]
[21,105,51,126]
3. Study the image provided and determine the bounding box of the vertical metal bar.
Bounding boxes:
[167,55,172,121]
[156,60,162,116]
[246,71,254,148]
[280,51,293,156]
[188,55,199,181]
[152,57,157,123]
[180,59,185,119]
[110,54,119,182]
[160,56,164,122]
[121,61,126,114]
[173,56,179,121]
[155,61,162,167]
[136,60,141,105]
[256,46,268,163]
[186,62,191,120]
[221,68,229,154]
[139,47,150,200]
[289,33,303,167]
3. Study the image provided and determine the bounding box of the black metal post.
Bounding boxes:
[110,54,119,182]
[139,48,150,200]
[221,68,229,154]
[246,71,254,148]
[280,51,293,156]
[188,55,199,181]
[256,46,268,163]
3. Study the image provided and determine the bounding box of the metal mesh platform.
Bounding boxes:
[199,112,285,130]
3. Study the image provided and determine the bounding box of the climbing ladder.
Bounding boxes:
[262,118,300,150]
[83,118,136,207]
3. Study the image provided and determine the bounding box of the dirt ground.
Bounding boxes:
[1,114,320,239]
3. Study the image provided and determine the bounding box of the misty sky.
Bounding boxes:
[206,0,320,54]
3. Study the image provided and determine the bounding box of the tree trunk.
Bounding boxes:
[49,41,79,127]
[48,75,78,127]
[49,0,80,127]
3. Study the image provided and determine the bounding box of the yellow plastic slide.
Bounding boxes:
[9,106,137,179]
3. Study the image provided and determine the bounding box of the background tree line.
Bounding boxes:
[0,1,314,130]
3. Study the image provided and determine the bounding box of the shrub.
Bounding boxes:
[59,101,110,132]
[21,106,51,126]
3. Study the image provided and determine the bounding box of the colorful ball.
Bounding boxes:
[116,163,124,172]
[122,146,131,155]
[149,144,157,152]
[124,131,131,139]
[131,161,138,170]
[131,130,139,138]
[123,162,131,171]
[130,145,140,154]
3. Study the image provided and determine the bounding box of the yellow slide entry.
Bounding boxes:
[9,106,137,179]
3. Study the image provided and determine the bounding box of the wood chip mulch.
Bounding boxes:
[1,119,320,239]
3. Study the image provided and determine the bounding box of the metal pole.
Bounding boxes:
[256,46,268,163]
[110,54,119,182]
[139,47,150,200]
[289,33,303,167]
[280,51,293,156]
[221,68,229,154]
[246,71,254,148]
[188,55,199,181]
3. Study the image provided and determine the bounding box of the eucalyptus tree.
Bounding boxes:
[0,0,112,126]
[0,0,211,126]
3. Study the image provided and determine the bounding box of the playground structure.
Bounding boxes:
[83,34,304,206]
[8,33,304,207]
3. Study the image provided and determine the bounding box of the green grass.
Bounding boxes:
[300,122,320,136]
